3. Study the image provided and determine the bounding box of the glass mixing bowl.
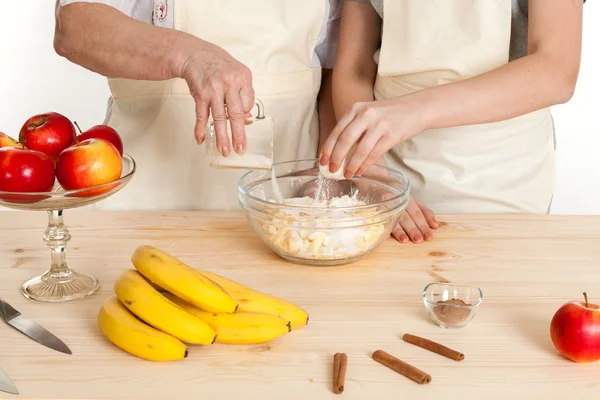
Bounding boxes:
[238,159,410,266]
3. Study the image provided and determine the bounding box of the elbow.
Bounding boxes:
[53,5,79,60]
[554,75,578,104]
[546,53,580,105]
[531,48,581,105]
[334,66,376,87]
[53,32,69,59]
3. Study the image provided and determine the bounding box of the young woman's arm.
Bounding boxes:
[318,69,336,150]
[329,1,380,124]
[321,0,584,177]
[327,1,438,243]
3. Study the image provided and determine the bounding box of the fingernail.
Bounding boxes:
[344,170,353,179]
[330,163,338,172]
[236,144,245,155]
[413,235,423,243]
[221,146,230,157]
[356,168,364,176]
[320,155,329,166]
[424,232,432,240]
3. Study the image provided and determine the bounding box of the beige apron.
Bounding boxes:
[94,0,325,211]
[377,0,556,214]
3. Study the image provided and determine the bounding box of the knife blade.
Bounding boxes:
[0,366,18,395]
[0,297,72,355]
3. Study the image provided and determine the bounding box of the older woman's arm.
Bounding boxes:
[54,1,254,154]
[322,0,584,178]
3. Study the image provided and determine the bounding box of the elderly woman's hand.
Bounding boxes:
[180,43,255,156]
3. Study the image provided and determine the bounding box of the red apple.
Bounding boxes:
[19,112,77,162]
[0,131,24,149]
[75,123,123,155]
[550,292,600,362]
[0,147,55,203]
[56,138,122,196]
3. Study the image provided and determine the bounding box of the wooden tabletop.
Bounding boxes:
[1,211,599,399]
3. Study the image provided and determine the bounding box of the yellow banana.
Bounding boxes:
[114,270,216,345]
[97,296,188,362]
[163,293,292,345]
[197,270,309,330]
[130,245,238,314]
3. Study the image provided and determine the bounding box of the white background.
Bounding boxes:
[0,0,598,214]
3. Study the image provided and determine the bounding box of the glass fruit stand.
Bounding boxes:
[0,155,136,303]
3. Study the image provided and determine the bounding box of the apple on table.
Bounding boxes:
[19,112,77,162]
[550,292,600,363]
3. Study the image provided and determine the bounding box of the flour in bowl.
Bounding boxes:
[261,192,386,261]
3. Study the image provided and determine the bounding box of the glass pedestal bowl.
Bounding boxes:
[0,155,136,302]
[238,159,410,266]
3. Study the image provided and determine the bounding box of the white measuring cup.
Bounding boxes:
[205,99,274,170]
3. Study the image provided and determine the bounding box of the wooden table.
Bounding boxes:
[1,211,599,399]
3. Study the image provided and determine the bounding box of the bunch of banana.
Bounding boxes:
[97,245,309,362]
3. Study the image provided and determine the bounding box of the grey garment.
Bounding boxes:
[511,0,530,61]
[352,0,532,62]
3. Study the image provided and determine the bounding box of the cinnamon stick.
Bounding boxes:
[332,353,348,394]
[372,350,431,384]
[333,353,340,388]
[402,334,464,361]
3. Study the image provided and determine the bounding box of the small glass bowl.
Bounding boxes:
[422,283,483,329]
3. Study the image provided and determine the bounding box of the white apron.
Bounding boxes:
[377,0,556,214]
[95,0,325,211]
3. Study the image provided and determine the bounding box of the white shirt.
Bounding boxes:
[59,0,341,69]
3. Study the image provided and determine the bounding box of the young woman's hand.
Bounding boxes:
[392,196,439,244]
[319,96,430,179]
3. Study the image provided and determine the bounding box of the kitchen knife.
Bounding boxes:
[0,366,18,395]
[0,297,72,355]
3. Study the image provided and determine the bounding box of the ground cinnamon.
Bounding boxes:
[372,350,431,384]
[332,353,347,394]
[432,298,472,327]
[402,333,464,361]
